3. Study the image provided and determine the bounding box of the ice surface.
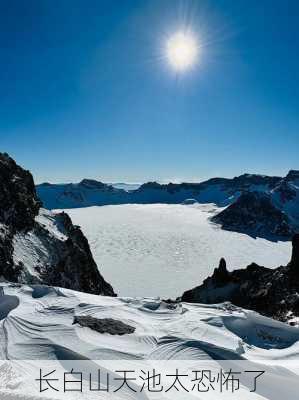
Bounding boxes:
[64,204,291,298]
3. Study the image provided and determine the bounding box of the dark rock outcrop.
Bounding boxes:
[0,152,41,282]
[213,258,230,284]
[0,152,115,296]
[181,235,299,323]
[290,234,299,269]
[73,316,135,335]
[79,179,115,191]
[273,180,297,203]
[0,153,41,231]
[211,191,295,239]
[0,229,19,282]
[286,170,299,182]
[41,212,115,296]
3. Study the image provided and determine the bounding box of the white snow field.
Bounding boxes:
[0,284,299,399]
[64,204,291,298]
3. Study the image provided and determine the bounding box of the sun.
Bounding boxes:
[166,31,199,71]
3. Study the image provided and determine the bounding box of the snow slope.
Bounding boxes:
[109,182,141,191]
[0,284,299,399]
[12,209,68,280]
[64,204,291,298]
[1,282,299,361]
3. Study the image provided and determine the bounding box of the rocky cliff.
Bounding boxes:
[212,172,299,239]
[211,191,295,239]
[181,234,299,323]
[0,152,115,296]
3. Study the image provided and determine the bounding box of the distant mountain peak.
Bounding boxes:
[79,178,108,189]
[286,170,299,182]
[36,170,299,240]
[211,190,295,239]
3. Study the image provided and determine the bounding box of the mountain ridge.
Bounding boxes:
[37,170,299,240]
[0,152,115,296]
[37,171,294,207]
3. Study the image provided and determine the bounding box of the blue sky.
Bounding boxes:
[0,0,298,183]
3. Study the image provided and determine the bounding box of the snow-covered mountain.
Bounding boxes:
[0,153,115,296]
[37,179,130,209]
[37,172,299,240]
[37,174,281,209]
[211,191,295,239]
[130,174,281,205]
[108,182,141,191]
[1,152,299,399]
[213,171,299,239]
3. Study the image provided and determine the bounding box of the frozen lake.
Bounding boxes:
[66,204,291,298]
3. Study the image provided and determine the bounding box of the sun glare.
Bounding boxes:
[166,31,199,71]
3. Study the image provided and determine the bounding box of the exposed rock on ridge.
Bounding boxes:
[0,153,41,231]
[211,191,295,239]
[181,235,299,323]
[35,211,115,295]
[0,152,115,296]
